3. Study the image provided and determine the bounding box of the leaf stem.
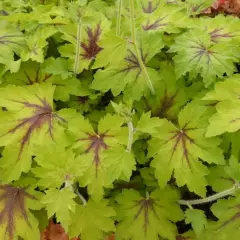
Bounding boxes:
[74,21,82,75]
[129,0,155,95]
[178,183,240,206]
[126,121,134,152]
[116,0,123,36]
[72,184,87,205]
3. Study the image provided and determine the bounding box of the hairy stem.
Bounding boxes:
[72,184,87,205]
[126,121,134,152]
[116,0,123,36]
[178,183,240,206]
[74,21,82,75]
[129,0,155,95]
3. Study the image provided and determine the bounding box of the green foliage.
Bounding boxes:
[0,0,239,239]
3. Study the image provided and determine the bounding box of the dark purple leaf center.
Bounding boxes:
[154,89,178,118]
[189,40,215,66]
[78,131,113,176]
[120,49,148,80]
[6,96,65,159]
[142,17,168,31]
[133,198,159,235]
[0,185,36,240]
[80,24,103,60]
[164,126,195,168]
[142,1,160,13]
[24,65,52,85]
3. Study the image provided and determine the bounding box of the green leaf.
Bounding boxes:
[207,166,235,193]
[0,185,41,240]
[135,61,189,121]
[58,11,110,74]
[170,29,237,86]
[32,143,89,188]
[0,83,75,182]
[93,32,128,68]
[21,25,57,63]
[3,60,83,101]
[115,186,184,240]
[185,0,214,15]
[0,20,24,74]
[42,57,73,79]
[185,209,207,235]
[69,199,115,240]
[68,113,130,199]
[204,76,240,137]
[42,187,76,232]
[136,111,164,134]
[208,194,240,240]
[91,32,164,101]
[140,167,158,189]
[148,103,225,196]
[140,1,189,34]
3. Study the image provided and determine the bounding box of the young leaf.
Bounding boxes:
[136,111,164,134]
[69,199,115,240]
[204,76,240,137]
[41,187,76,232]
[148,103,225,196]
[207,166,236,192]
[0,185,41,240]
[185,209,207,235]
[21,25,57,63]
[32,144,89,189]
[115,186,184,240]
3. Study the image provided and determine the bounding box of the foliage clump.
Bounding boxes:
[0,0,239,239]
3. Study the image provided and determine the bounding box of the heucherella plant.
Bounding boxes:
[0,0,239,239]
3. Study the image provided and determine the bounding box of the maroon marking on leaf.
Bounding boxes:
[24,65,52,85]
[76,96,89,104]
[163,127,195,168]
[142,17,168,31]
[189,40,215,70]
[5,96,65,160]
[176,235,192,240]
[220,177,236,184]
[220,211,240,229]
[230,117,240,123]
[131,198,160,236]
[80,24,103,60]
[141,0,160,13]
[78,131,113,176]
[0,34,24,47]
[154,89,178,118]
[210,28,234,43]
[206,101,219,107]
[120,49,148,80]
[0,185,36,240]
